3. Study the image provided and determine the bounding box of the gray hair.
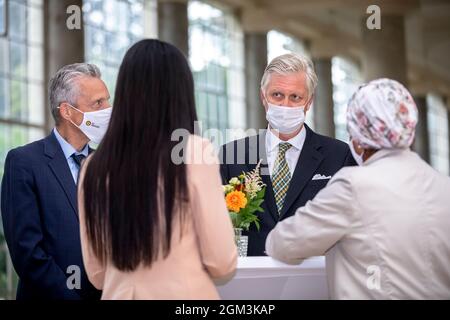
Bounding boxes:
[49,63,101,124]
[260,53,318,100]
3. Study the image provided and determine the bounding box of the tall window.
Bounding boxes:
[0,0,45,177]
[188,1,245,144]
[0,0,45,176]
[267,30,314,129]
[83,0,145,96]
[332,56,362,142]
[0,0,45,299]
[427,94,449,175]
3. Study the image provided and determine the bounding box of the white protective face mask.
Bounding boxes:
[349,140,364,166]
[67,104,112,144]
[264,95,306,134]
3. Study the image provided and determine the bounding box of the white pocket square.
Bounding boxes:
[312,174,332,181]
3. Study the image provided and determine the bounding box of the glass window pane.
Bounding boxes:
[8,0,27,41]
[0,0,5,36]
[218,95,227,129]
[29,0,43,6]
[27,5,43,46]
[331,57,363,142]
[10,79,27,120]
[427,94,449,175]
[0,75,9,117]
[196,91,208,122]
[207,93,218,124]
[9,41,27,79]
[0,38,7,74]
[0,124,9,176]
[189,1,245,143]
[27,126,45,142]
[228,98,246,130]
[27,82,44,125]
[84,0,146,103]
[11,125,26,145]
[27,45,43,82]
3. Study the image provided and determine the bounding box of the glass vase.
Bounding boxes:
[234,228,248,257]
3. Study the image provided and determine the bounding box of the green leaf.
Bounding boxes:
[252,199,264,207]
[256,188,266,199]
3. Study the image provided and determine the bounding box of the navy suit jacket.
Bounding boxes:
[220,125,356,256]
[1,132,101,300]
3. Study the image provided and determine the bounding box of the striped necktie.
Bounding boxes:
[271,142,292,214]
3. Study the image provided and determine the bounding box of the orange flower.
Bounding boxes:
[226,191,247,213]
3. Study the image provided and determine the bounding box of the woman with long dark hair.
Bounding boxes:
[78,39,237,299]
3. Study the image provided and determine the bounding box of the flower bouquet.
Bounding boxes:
[223,161,266,256]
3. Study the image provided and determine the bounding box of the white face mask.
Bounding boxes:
[349,140,364,166]
[66,104,112,144]
[264,95,306,134]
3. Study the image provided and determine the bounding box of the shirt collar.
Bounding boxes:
[266,125,307,153]
[53,128,89,160]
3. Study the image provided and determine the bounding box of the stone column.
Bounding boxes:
[245,32,268,131]
[361,15,407,85]
[157,0,189,57]
[144,0,158,39]
[44,0,85,133]
[412,96,430,163]
[312,58,335,138]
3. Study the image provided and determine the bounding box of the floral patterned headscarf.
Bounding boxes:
[346,78,418,149]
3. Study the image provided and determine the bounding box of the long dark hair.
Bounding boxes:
[82,39,197,271]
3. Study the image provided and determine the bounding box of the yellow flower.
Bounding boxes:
[223,185,234,194]
[226,191,247,213]
[229,177,240,186]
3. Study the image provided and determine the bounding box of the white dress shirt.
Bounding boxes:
[265,126,306,177]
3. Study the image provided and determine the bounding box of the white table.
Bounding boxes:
[215,256,329,300]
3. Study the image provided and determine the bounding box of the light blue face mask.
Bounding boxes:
[349,140,364,166]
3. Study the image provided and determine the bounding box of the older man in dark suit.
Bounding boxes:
[1,63,111,299]
[220,53,355,256]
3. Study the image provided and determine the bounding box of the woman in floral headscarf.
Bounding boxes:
[346,78,418,165]
[266,78,450,300]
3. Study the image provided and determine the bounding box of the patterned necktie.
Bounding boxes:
[271,142,292,214]
[71,153,86,168]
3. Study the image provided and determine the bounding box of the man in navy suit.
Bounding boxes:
[220,53,355,256]
[1,63,111,299]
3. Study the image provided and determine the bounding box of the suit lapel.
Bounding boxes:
[44,132,79,219]
[279,125,324,219]
[246,131,279,223]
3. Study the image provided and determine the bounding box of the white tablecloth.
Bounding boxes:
[215,256,329,300]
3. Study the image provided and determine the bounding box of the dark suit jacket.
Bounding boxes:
[1,132,101,300]
[220,125,356,256]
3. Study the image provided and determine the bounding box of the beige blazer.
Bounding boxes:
[78,135,237,299]
[266,148,450,299]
